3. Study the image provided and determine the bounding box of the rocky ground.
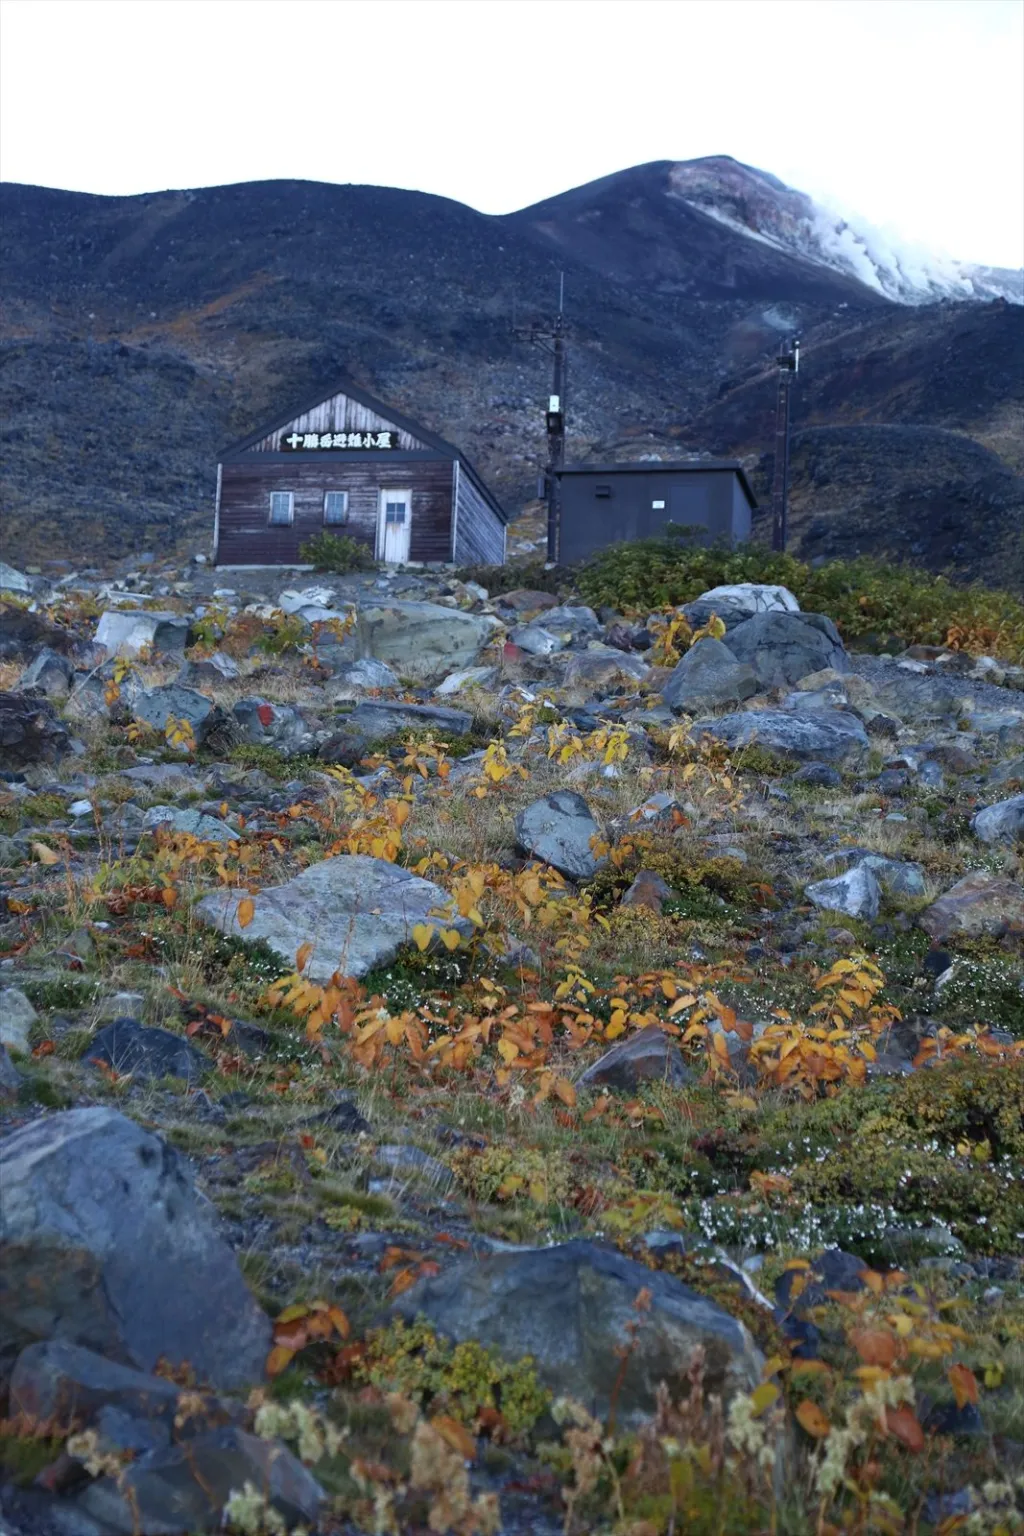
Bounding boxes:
[0,552,1022,1535]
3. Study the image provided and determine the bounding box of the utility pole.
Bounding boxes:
[770,337,799,553]
[513,274,568,562]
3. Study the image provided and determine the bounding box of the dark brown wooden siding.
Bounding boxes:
[216,457,454,566]
[452,464,506,566]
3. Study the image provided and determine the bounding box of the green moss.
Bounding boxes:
[222,744,322,781]
[353,1317,550,1440]
[448,1143,573,1208]
[21,977,97,1011]
[0,1430,68,1486]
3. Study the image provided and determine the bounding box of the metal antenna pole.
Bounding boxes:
[771,337,799,553]
[511,272,569,563]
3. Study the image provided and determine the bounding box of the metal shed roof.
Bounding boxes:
[555,459,757,509]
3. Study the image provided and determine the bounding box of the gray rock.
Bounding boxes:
[232,697,323,756]
[335,656,401,691]
[541,604,601,639]
[694,708,868,763]
[971,794,1024,847]
[919,871,1024,942]
[0,1042,21,1100]
[724,611,848,687]
[10,1340,182,1427]
[371,1144,455,1194]
[0,691,71,768]
[690,582,800,624]
[578,1025,692,1093]
[195,854,471,981]
[435,666,498,695]
[0,1107,272,1387]
[823,851,926,898]
[620,870,674,911]
[391,1239,762,1428]
[16,647,76,698]
[175,651,239,686]
[356,600,500,683]
[987,755,1024,788]
[805,863,881,920]
[346,700,472,741]
[132,685,216,744]
[509,623,564,655]
[515,791,604,880]
[0,986,38,1053]
[662,637,758,714]
[80,1019,209,1083]
[788,762,842,788]
[563,647,651,689]
[74,1425,324,1535]
[143,806,237,842]
[94,611,191,659]
[0,561,32,594]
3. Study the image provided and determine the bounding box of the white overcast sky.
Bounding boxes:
[1,0,1021,267]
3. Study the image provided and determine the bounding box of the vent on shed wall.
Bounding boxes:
[595,484,612,498]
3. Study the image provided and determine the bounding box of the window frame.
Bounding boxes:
[323,490,350,526]
[268,490,295,526]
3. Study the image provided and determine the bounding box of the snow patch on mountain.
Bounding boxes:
[669,158,1022,306]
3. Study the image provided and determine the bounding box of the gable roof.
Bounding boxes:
[219,375,505,521]
[556,458,758,509]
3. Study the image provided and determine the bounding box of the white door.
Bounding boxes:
[378,490,412,563]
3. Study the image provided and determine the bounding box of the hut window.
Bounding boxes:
[269,491,294,526]
[323,491,349,525]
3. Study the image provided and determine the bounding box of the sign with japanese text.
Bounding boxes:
[281,429,399,451]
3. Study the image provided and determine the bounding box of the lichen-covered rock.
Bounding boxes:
[578,1025,692,1092]
[0,1107,272,1387]
[391,1240,762,1428]
[919,871,1024,942]
[94,611,191,659]
[16,646,76,698]
[0,986,38,1053]
[356,600,500,683]
[694,707,868,763]
[195,854,471,981]
[515,791,604,880]
[805,863,882,920]
[232,697,325,756]
[80,1018,209,1083]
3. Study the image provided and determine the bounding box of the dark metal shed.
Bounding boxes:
[552,460,757,563]
[214,379,505,568]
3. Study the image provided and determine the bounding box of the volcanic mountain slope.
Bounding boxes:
[0,160,1020,579]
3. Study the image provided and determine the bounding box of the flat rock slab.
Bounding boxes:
[0,986,38,1053]
[195,853,470,981]
[143,806,237,842]
[94,611,190,659]
[694,708,868,763]
[0,1107,271,1387]
[0,691,71,768]
[356,600,500,684]
[514,791,604,880]
[919,871,1024,942]
[392,1239,761,1428]
[346,700,472,740]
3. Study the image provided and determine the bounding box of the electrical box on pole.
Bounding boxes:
[770,337,799,553]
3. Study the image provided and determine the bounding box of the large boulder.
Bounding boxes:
[0,604,75,663]
[143,806,237,843]
[356,600,501,683]
[515,791,604,880]
[662,637,758,714]
[540,604,602,641]
[0,561,32,594]
[346,700,472,741]
[918,871,1024,942]
[175,651,240,687]
[195,854,471,981]
[563,647,651,690]
[0,1107,272,1387]
[0,691,71,768]
[723,611,848,688]
[683,582,800,630]
[693,707,868,763]
[971,794,1024,847]
[392,1240,762,1428]
[94,611,191,659]
[0,986,38,1054]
